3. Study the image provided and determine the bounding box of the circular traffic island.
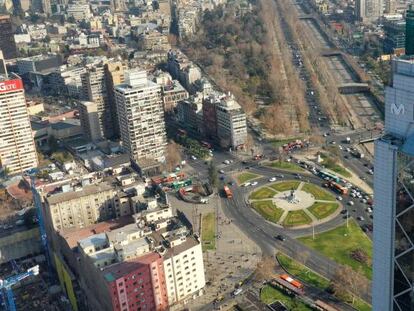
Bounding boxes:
[249,180,340,228]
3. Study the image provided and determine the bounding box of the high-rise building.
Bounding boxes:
[0,51,7,76]
[114,69,167,164]
[105,62,126,139]
[355,0,382,23]
[79,101,103,141]
[406,5,414,55]
[373,56,414,310]
[0,15,17,59]
[0,73,37,174]
[383,18,406,54]
[82,64,114,139]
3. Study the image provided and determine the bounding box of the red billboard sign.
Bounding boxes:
[0,79,23,94]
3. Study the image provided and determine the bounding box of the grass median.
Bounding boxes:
[298,219,372,279]
[201,213,215,251]
[276,253,330,290]
[251,200,284,223]
[266,160,305,172]
[236,172,260,184]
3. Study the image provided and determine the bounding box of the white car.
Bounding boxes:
[251,181,258,186]
[357,216,365,221]
[224,160,230,165]
[367,207,373,213]
[348,201,355,206]
[244,182,251,187]
[233,288,243,296]
[191,155,197,160]
[269,177,277,182]
[337,196,343,201]
[338,145,343,150]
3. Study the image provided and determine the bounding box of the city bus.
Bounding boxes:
[319,170,341,183]
[327,181,348,195]
[223,185,233,198]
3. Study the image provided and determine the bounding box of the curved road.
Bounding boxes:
[219,164,372,303]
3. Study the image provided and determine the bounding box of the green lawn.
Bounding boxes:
[308,202,339,220]
[298,220,372,279]
[260,285,312,310]
[201,213,215,251]
[269,181,301,192]
[249,187,277,200]
[301,183,336,201]
[236,172,260,184]
[251,200,284,223]
[266,161,304,172]
[353,299,372,311]
[283,210,312,227]
[320,154,352,178]
[276,253,330,290]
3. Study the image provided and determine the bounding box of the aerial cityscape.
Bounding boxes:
[0,0,413,309]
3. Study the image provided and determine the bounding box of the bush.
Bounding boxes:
[350,248,369,264]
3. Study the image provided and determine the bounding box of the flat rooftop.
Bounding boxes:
[46,182,114,205]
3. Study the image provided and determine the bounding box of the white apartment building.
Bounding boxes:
[216,95,247,149]
[114,69,167,164]
[0,74,38,174]
[163,237,205,304]
[45,182,131,230]
[67,3,91,21]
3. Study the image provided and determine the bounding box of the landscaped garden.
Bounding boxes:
[283,210,313,227]
[269,181,301,192]
[301,183,336,201]
[250,187,278,200]
[308,202,339,220]
[251,200,284,223]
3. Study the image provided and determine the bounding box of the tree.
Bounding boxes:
[330,265,367,304]
[254,256,277,281]
[207,161,218,189]
[165,141,182,171]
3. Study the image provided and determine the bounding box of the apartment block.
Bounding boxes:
[82,63,116,139]
[202,94,247,149]
[114,69,167,164]
[52,198,205,310]
[44,182,131,231]
[0,74,38,174]
[78,101,103,142]
[215,94,247,149]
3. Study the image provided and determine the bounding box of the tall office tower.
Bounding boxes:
[373,56,414,310]
[114,69,167,164]
[81,65,114,139]
[355,0,382,22]
[0,15,16,59]
[105,61,125,139]
[406,5,414,55]
[0,73,37,174]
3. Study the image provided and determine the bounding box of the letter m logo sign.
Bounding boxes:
[391,103,405,116]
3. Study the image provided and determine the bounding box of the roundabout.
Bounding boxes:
[249,180,341,228]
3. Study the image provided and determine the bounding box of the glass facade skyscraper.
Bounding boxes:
[373,57,414,310]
